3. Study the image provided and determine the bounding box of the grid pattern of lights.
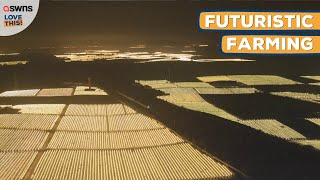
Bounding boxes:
[0,114,58,130]
[32,144,233,180]
[239,119,306,140]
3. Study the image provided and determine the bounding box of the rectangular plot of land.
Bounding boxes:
[159,87,198,94]
[0,152,37,180]
[196,87,232,94]
[310,82,320,86]
[11,104,65,115]
[306,118,320,127]
[0,129,48,151]
[58,115,108,131]
[0,89,40,97]
[109,114,163,131]
[196,87,257,95]
[197,76,232,83]
[32,150,167,180]
[32,145,233,180]
[48,131,109,149]
[109,129,183,149]
[153,143,234,179]
[0,114,58,130]
[48,129,183,150]
[136,80,170,86]
[74,86,108,96]
[203,93,319,120]
[239,119,306,140]
[228,75,300,85]
[32,150,109,180]
[148,83,177,89]
[302,76,320,81]
[272,92,320,105]
[174,82,213,88]
[174,102,239,122]
[230,88,258,94]
[158,93,204,103]
[114,148,168,179]
[295,140,320,151]
[65,104,108,116]
[107,104,126,115]
[37,88,74,97]
[123,105,136,114]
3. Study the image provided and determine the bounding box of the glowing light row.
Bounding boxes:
[32,144,233,180]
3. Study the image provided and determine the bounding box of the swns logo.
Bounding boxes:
[0,0,39,36]
[2,6,33,27]
[3,6,33,12]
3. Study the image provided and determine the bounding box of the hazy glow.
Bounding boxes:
[0,53,20,56]
[193,59,255,62]
[0,61,27,66]
[55,50,196,62]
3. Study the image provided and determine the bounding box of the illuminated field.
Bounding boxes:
[0,61,27,66]
[37,88,74,97]
[53,49,253,63]
[0,87,234,179]
[198,75,300,85]
[195,87,257,94]
[57,115,109,131]
[0,114,58,130]
[74,86,108,96]
[310,82,320,86]
[302,76,320,81]
[239,119,306,140]
[65,104,126,116]
[175,82,213,88]
[136,77,320,153]
[55,50,196,62]
[295,140,320,151]
[6,104,66,115]
[0,89,40,97]
[197,76,232,82]
[33,145,233,180]
[108,114,163,131]
[228,75,300,85]
[137,80,243,121]
[272,92,320,104]
[48,129,183,149]
[306,118,320,127]
[0,152,37,179]
[0,129,48,151]
[0,86,109,97]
